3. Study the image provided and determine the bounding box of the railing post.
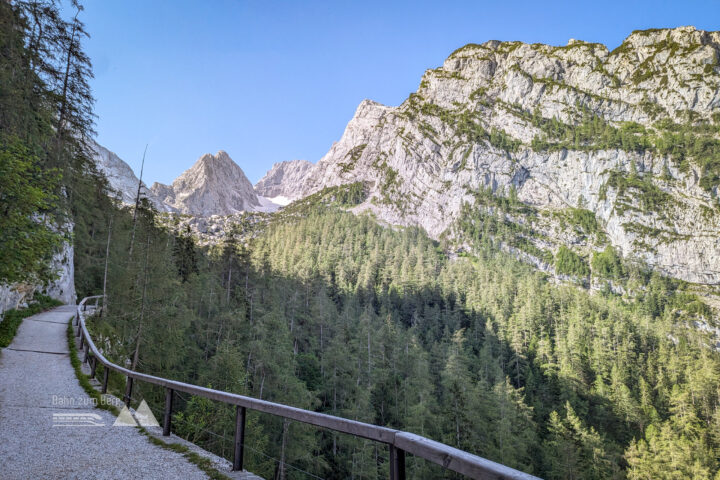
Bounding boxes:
[90,356,97,378]
[233,406,246,471]
[163,388,173,436]
[83,344,89,364]
[102,367,109,394]
[124,377,133,407]
[79,331,84,348]
[76,320,81,337]
[389,445,406,480]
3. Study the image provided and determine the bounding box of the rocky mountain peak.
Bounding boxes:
[254,159,314,204]
[195,150,234,170]
[151,150,261,216]
[172,151,247,190]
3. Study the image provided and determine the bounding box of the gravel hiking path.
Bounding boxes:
[0,305,209,480]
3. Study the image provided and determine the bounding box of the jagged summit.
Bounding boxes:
[151,150,261,216]
[193,150,236,173]
[91,143,280,216]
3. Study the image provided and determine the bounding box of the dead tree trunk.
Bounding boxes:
[128,144,148,259]
[276,418,290,480]
[131,234,151,371]
[101,215,113,317]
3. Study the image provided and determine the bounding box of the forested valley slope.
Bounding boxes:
[2,2,720,478]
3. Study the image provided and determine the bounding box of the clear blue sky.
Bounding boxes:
[79,0,719,185]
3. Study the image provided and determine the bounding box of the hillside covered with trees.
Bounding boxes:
[84,187,720,479]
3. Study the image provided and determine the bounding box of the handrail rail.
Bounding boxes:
[75,295,541,480]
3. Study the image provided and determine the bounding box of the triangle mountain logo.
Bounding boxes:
[113,405,138,427]
[135,400,160,427]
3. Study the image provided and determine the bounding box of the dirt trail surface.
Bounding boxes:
[0,305,209,480]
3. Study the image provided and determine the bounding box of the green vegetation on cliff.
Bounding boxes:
[0,0,114,291]
[554,245,590,277]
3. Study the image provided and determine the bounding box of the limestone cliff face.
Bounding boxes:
[254,160,314,203]
[0,225,75,315]
[151,151,261,216]
[270,27,720,284]
[90,141,169,211]
[43,235,76,306]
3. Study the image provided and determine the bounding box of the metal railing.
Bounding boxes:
[75,295,541,480]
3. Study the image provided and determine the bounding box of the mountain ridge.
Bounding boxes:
[260,26,720,284]
[92,144,280,216]
[94,26,720,285]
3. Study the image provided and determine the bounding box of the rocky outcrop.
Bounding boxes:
[151,151,261,216]
[90,141,169,211]
[274,27,720,284]
[42,236,76,306]
[158,211,271,247]
[254,160,314,204]
[0,225,75,315]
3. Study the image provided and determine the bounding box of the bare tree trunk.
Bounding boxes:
[374,445,379,473]
[244,267,249,298]
[455,398,461,447]
[203,288,214,361]
[56,11,79,142]
[333,365,337,456]
[277,418,290,480]
[128,144,148,259]
[244,352,252,390]
[131,234,151,371]
[215,316,224,352]
[367,330,371,387]
[259,371,265,399]
[101,216,113,317]
[226,267,231,305]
